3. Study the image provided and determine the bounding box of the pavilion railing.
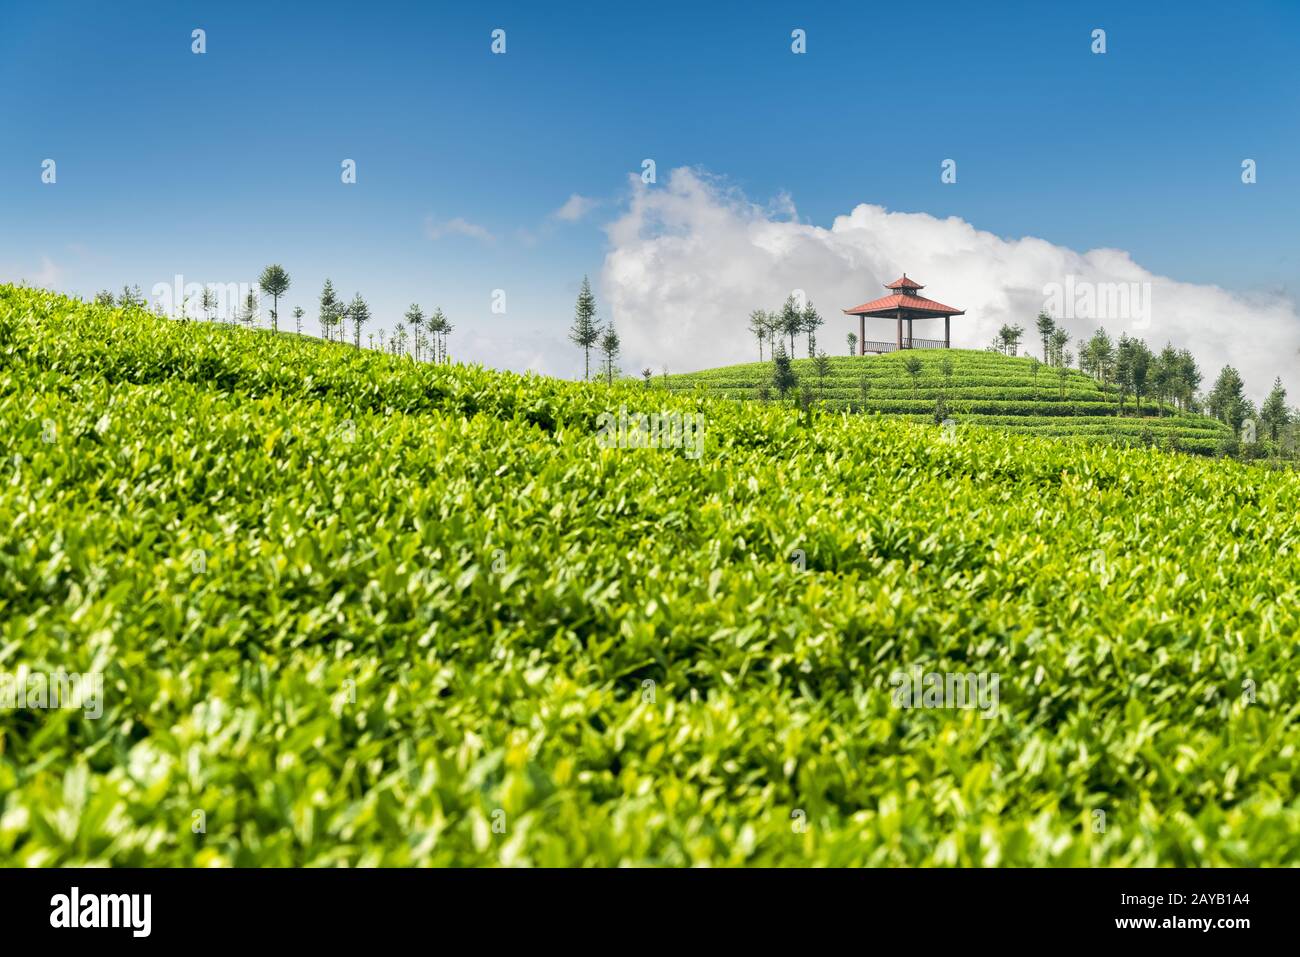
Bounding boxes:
[861,337,948,354]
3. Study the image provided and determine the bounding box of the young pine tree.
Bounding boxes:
[1048,328,1070,366]
[902,354,923,392]
[1260,378,1290,442]
[1127,339,1153,415]
[404,304,424,357]
[1114,335,1136,414]
[1152,344,1180,417]
[1035,311,1056,363]
[319,279,340,341]
[748,309,768,361]
[813,350,832,397]
[1005,323,1026,356]
[258,264,290,333]
[779,295,802,354]
[336,300,351,344]
[201,287,217,323]
[801,300,823,358]
[348,293,370,348]
[239,290,258,328]
[1086,328,1115,385]
[426,307,450,363]
[569,276,601,379]
[439,312,454,363]
[771,340,797,400]
[599,324,621,384]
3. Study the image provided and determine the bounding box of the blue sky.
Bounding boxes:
[2,0,1297,379]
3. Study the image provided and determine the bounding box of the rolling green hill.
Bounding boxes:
[663,350,1233,455]
[1,285,1298,866]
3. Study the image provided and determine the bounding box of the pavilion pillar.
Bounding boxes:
[907,317,913,347]
[896,313,902,350]
[859,314,865,355]
[945,316,950,349]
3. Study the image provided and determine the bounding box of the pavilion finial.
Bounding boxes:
[883,274,925,291]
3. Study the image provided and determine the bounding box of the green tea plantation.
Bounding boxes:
[0,285,1297,866]
[664,352,1233,454]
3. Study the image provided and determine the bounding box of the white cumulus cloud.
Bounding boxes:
[425,216,494,243]
[553,193,600,222]
[601,168,1300,402]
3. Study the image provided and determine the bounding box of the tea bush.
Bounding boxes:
[0,286,1296,866]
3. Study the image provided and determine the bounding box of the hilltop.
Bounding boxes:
[662,350,1233,455]
[1,285,1298,866]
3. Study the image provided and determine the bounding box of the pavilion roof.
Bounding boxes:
[842,292,965,317]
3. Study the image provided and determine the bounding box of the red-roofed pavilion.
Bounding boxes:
[843,274,965,354]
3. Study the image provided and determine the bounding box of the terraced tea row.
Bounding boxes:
[662,352,1232,453]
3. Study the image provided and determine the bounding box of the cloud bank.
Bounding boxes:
[602,169,1300,402]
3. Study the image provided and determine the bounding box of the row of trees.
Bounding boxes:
[568,276,621,384]
[396,304,452,362]
[316,279,371,347]
[1075,330,1201,416]
[992,312,1206,416]
[747,295,824,360]
[1206,366,1293,446]
[1000,311,1297,455]
[764,337,836,405]
[94,285,146,309]
[992,312,1076,366]
[316,275,453,362]
[96,266,455,362]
